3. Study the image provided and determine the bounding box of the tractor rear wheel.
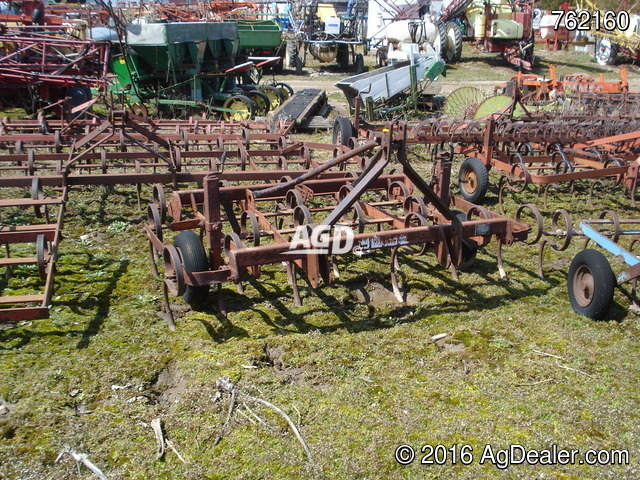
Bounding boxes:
[445,21,463,63]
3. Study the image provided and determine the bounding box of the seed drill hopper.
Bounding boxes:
[111,21,275,120]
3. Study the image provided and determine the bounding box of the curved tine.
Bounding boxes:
[599,209,621,243]
[390,247,405,303]
[537,239,548,279]
[497,240,507,279]
[550,209,573,252]
[515,203,544,245]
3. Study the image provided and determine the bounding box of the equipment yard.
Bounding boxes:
[0,20,639,480]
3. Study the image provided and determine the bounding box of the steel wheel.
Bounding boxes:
[259,85,284,110]
[247,90,270,116]
[222,95,255,121]
[274,82,294,101]
[174,231,210,306]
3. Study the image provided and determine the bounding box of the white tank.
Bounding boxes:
[539,13,576,41]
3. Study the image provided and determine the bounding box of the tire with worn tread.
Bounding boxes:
[333,117,355,146]
[445,21,463,63]
[458,157,489,203]
[567,249,615,320]
[174,231,210,306]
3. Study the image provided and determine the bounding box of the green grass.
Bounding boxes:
[1,51,640,480]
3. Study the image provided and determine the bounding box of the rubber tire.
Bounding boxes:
[376,48,388,68]
[594,38,618,66]
[247,90,270,116]
[333,117,355,146]
[434,20,449,63]
[354,53,365,74]
[67,86,92,119]
[285,40,298,68]
[445,21,463,63]
[174,231,210,307]
[294,55,303,73]
[458,157,489,203]
[567,249,615,320]
[337,43,350,70]
[451,210,477,271]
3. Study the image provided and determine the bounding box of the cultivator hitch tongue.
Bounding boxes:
[144,122,531,328]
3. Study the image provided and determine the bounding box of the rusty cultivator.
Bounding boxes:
[0,180,66,322]
[2,109,640,326]
[0,26,110,117]
[143,122,531,328]
[346,115,640,209]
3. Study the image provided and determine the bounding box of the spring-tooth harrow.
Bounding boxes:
[5,109,640,325]
[144,122,531,328]
[350,115,640,209]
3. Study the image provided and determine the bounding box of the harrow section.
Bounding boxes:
[0,180,66,322]
[351,116,640,207]
[143,123,531,328]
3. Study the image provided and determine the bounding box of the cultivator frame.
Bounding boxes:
[142,122,530,327]
[0,180,67,322]
[512,206,640,319]
[2,108,640,325]
[349,114,640,209]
